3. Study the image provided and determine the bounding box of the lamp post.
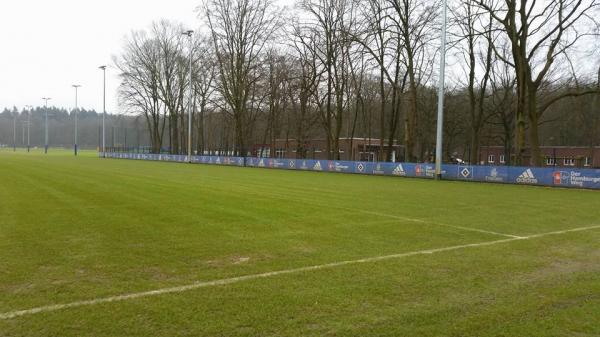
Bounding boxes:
[24,105,32,152]
[182,30,194,161]
[42,97,51,154]
[434,0,447,180]
[99,66,107,157]
[72,84,82,156]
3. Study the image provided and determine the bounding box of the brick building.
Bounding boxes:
[253,138,404,161]
[479,146,600,168]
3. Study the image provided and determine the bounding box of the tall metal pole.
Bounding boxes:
[99,66,107,157]
[72,84,81,156]
[435,0,448,180]
[27,112,30,152]
[183,30,194,161]
[25,105,32,153]
[42,97,51,154]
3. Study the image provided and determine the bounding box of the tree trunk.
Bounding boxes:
[469,130,480,164]
[527,89,542,166]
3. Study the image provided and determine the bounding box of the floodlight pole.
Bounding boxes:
[183,30,194,162]
[42,97,51,154]
[25,105,32,152]
[27,112,30,152]
[72,84,81,156]
[435,0,448,180]
[99,66,107,157]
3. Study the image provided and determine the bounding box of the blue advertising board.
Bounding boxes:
[100,152,600,190]
[441,164,600,189]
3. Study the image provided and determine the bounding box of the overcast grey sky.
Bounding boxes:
[0,0,204,113]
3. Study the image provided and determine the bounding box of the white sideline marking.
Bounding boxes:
[1,224,599,320]
[354,209,523,239]
[204,182,523,239]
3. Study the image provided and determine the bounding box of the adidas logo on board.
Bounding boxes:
[516,169,538,184]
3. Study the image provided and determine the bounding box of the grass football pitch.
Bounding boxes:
[1,149,599,336]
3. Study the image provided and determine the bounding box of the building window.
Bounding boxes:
[546,157,556,166]
[499,155,506,164]
[564,157,575,166]
[275,148,286,159]
[584,157,592,167]
[256,147,270,158]
[488,154,495,164]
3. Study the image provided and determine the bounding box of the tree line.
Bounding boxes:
[5,0,598,165]
[0,107,148,149]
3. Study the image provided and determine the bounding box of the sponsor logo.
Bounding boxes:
[300,161,308,170]
[554,171,600,187]
[516,169,538,184]
[313,161,322,171]
[357,163,365,173]
[258,159,265,167]
[553,171,569,185]
[373,163,385,175]
[485,168,504,182]
[289,160,295,168]
[570,171,600,187]
[392,164,406,176]
[416,165,423,176]
[330,162,350,172]
[272,160,285,168]
[459,166,473,179]
[415,164,435,177]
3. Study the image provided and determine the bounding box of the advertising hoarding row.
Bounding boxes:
[101,152,600,190]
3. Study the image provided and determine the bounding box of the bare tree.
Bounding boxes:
[297,0,357,160]
[452,1,494,164]
[115,30,166,153]
[387,0,439,162]
[289,22,322,158]
[488,51,517,164]
[191,34,217,154]
[203,0,282,157]
[148,21,189,154]
[353,0,406,161]
[477,0,600,165]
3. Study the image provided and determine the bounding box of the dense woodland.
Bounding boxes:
[0,107,148,150]
[2,0,599,165]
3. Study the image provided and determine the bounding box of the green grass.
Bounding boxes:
[1,149,599,336]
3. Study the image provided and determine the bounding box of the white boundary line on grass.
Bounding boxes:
[1,224,599,320]
[352,209,523,239]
